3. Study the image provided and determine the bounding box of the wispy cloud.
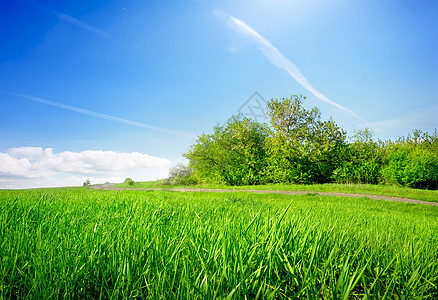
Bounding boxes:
[7,92,197,139]
[214,10,367,124]
[15,0,118,41]
[55,12,118,41]
[370,105,438,136]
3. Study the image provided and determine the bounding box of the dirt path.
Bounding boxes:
[91,184,438,207]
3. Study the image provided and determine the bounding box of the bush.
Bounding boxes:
[382,146,438,190]
[332,129,384,184]
[124,178,135,186]
[167,164,197,185]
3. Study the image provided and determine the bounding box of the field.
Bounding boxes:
[1,187,438,299]
[113,181,438,203]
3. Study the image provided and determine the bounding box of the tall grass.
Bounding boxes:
[1,189,437,298]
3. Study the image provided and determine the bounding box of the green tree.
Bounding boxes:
[266,95,346,183]
[333,128,385,184]
[184,115,269,185]
[124,178,135,186]
[167,163,196,185]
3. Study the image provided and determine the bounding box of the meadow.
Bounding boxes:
[114,181,438,203]
[1,188,438,299]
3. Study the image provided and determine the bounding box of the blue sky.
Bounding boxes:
[1,0,437,188]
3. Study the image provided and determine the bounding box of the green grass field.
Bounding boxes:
[113,181,438,203]
[1,188,437,299]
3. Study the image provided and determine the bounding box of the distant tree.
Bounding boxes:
[124,178,135,186]
[167,163,195,185]
[184,115,269,185]
[396,129,438,151]
[168,163,192,178]
[266,95,346,183]
[83,178,91,186]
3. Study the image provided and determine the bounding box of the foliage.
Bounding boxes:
[183,94,438,190]
[333,128,385,184]
[184,115,269,185]
[382,144,438,190]
[124,178,135,186]
[82,178,91,186]
[167,163,197,185]
[266,95,346,184]
[397,129,438,150]
[380,130,438,189]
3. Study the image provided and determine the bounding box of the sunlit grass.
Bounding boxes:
[114,181,438,203]
[233,183,438,203]
[1,189,437,298]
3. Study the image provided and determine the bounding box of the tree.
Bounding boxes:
[266,95,346,183]
[167,163,195,185]
[124,178,135,186]
[184,115,269,185]
[182,94,438,189]
[333,128,385,184]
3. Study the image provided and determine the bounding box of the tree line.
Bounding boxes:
[176,95,438,189]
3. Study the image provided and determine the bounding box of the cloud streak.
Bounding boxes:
[214,10,367,123]
[15,0,118,41]
[370,105,438,137]
[56,12,118,41]
[7,92,197,139]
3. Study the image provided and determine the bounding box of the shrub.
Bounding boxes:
[124,178,135,186]
[382,146,438,189]
[167,163,197,185]
[332,129,384,184]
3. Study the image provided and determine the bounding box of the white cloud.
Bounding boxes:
[0,152,32,177]
[7,146,45,158]
[0,147,171,189]
[371,105,438,138]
